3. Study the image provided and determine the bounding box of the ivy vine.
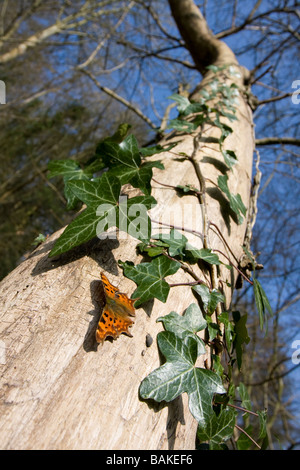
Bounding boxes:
[47,65,272,449]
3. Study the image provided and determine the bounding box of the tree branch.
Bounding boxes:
[78,68,157,130]
[256,137,300,147]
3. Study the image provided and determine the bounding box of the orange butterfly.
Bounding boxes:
[96,272,136,344]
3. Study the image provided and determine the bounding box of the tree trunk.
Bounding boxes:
[0,0,254,450]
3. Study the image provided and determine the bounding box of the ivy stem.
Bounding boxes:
[188,134,208,248]
[209,221,239,264]
[150,218,204,240]
[188,130,224,360]
[151,177,178,191]
[161,251,205,285]
[226,402,259,417]
[152,177,202,195]
[235,424,261,450]
[213,399,259,417]
[213,249,253,285]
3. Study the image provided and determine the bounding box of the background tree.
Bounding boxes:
[0,0,299,450]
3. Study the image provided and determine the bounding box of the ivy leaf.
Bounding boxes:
[197,407,236,449]
[233,311,250,370]
[185,243,221,265]
[217,174,246,224]
[214,117,233,143]
[49,173,156,256]
[167,119,197,133]
[67,175,121,206]
[32,233,47,246]
[182,102,208,116]
[205,315,221,341]
[218,311,235,352]
[137,240,169,257]
[253,278,273,331]
[139,331,226,427]
[96,134,160,195]
[48,155,108,210]
[176,183,199,194]
[237,382,252,412]
[48,159,98,210]
[258,410,268,440]
[236,425,254,450]
[118,255,181,307]
[49,205,105,257]
[140,142,177,157]
[221,149,237,169]
[153,229,188,257]
[98,133,140,167]
[192,284,225,315]
[157,303,207,355]
[105,123,132,143]
[168,93,208,117]
[168,93,191,113]
[64,179,81,210]
[48,160,91,180]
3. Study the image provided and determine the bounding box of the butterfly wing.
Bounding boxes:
[96,273,136,343]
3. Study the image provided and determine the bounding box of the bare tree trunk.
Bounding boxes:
[0,0,254,450]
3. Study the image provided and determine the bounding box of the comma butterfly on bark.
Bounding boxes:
[96,272,136,344]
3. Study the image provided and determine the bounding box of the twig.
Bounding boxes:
[213,249,253,285]
[209,221,239,264]
[235,424,261,449]
[79,68,157,130]
[150,218,204,240]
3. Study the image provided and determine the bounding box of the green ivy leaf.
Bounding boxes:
[197,407,236,449]
[64,180,81,210]
[118,255,181,307]
[68,175,121,206]
[168,93,191,113]
[233,311,250,370]
[217,174,246,224]
[185,243,221,265]
[218,311,235,352]
[48,160,91,180]
[137,239,169,257]
[192,284,225,315]
[221,149,237,169]
[49,205,105,257]
[96,134,160,195]
[139,142,177,157]
[105,123,132,143]
[176,183,199,194]
[157,303,207,355]
[182,102,208,116]
[153,229,188,257]
[139,331,225,427]
[167,119,197,133]
[205,315,220,341]
[236,425,254,450]
[258,410,268,440]
[49,173,156,256]
[137,244,165,257]
[214,117,233,143]
[253,278,273,331]
[211,354,224,377]
[32,233,47,246]
[237,382,252,412]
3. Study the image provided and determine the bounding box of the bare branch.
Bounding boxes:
[78,68,157,130]
[256,92,293,106]
[256,137,300,147]
[0,1,126,64]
